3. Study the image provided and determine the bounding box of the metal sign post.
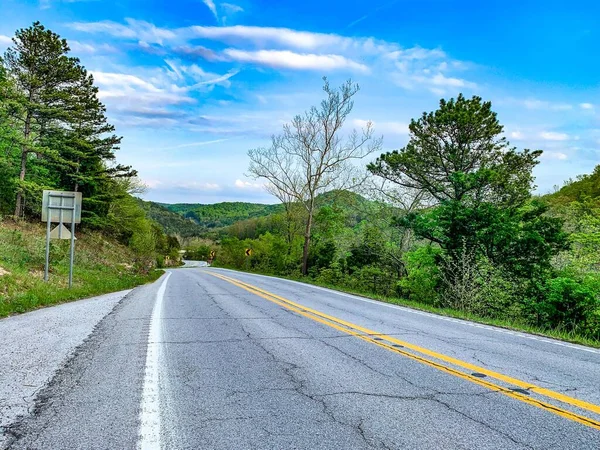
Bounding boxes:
[42,190,82,288]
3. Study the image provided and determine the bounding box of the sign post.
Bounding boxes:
[42,190,82,287]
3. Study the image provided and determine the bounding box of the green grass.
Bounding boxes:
[0,219,163,317]
[214,264,600,349]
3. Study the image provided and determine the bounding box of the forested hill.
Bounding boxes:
[544,165,600,206]
[136,199,206,238]
[160,202,284,229]
[147,191,373,234]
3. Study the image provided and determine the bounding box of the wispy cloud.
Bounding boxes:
[347,0,400,28]
[234,179,266,190]
[158,139,231,150]
[88,60,240,129]
[522,99,572,111]
[223,49,369,72]
[540,131,569,141]
[0,35,12,47]
[221,2,244,13]
[70,19,176,44]
[202,0,218,20]
[580,103,594,110]
[542,151,568,160]
[69,40,117,54]
[68,19,474,92]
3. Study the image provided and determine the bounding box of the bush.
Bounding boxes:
[525,277,600,337]
[397,246,440,305]
[315,264,348,286]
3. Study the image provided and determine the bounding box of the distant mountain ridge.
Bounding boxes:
[143,191,374,238]
[159,201,284,229]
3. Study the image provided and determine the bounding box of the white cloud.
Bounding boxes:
[187,25,346,51]
[542,151,568,160]
[69,40,117,54]
[202,0,218,20]
[580,103,594,110]
[68,20,471,93]
[93,72,163,93]
[522,99,572,111]
[234,179,265,190]
[70,19,176,44]
[540,131,569,141]
[0,35,12,46]
[143,179,163,189]
[223,49,368,72]
[175,181,221,191]
[510,131,524,140]
[221,3,243,13]
[159,139,230,150]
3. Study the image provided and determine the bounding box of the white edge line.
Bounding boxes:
[210,268,600,355]
[138,271,171,449]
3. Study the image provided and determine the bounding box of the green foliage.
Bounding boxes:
[185,244,211,261]
[138,199,205,238]
[396,246,440,305]
[368,94,540,207]
[545,165,600,206]
[346,225,384,269]
[0,219,162,316]
[522,277,600,338]
[164,202,283,229]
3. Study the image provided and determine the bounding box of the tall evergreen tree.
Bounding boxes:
[56,66,135,224]
[2,22,82,217]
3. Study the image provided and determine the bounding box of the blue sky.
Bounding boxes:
[1,0,599,204]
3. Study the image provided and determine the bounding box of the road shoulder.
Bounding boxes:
[0,289,130,446]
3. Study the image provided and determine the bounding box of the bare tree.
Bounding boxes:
[248,78,382,275]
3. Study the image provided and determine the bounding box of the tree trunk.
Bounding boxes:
[14,112,31,218]
[301,208,313,276]
[14,148,28,218]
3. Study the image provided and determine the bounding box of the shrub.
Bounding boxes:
[530,277,600,337]
[397,246,440,305]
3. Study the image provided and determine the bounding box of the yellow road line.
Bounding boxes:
[207,271,600,431]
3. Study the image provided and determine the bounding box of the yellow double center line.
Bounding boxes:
[207,271,600,431]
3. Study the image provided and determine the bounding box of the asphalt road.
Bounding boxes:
[3,268,600,449]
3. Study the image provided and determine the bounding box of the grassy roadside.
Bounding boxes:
[0,219,163,317]
[213,264,600,349]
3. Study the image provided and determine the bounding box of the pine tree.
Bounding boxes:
[3,22,83,217]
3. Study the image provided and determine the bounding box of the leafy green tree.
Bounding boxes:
[0,66,22,214]
[369,94,553,261]
[369,94,569,311]
[2,22,84,217]
[346,225,385,269]
[369,94,540,209]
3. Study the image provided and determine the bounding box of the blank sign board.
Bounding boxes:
[41,190,82,224]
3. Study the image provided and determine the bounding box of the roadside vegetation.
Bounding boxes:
[210,81,600,346]
[0,23,179,315]
[0,220,162,317]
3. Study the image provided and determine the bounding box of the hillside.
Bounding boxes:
[161,202,284,229]
[544,165,600,206]
[0,220,161,317]
[137,199,206,238]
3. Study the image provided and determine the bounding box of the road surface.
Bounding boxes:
[2,268,599,449]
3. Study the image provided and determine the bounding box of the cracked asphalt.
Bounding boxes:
[4,268,600,449]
